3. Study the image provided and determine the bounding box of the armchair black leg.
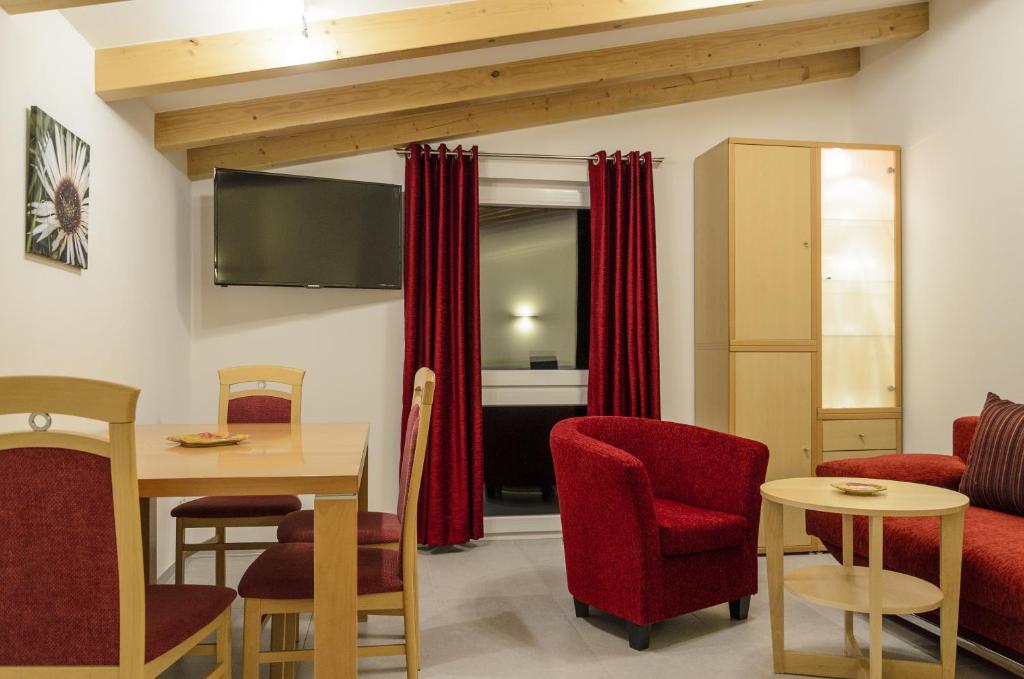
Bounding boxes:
[729,596,751,620]
[573,598,590,618]
[627,623,651,651]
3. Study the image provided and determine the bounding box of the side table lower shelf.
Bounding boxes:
[785,565,943,615]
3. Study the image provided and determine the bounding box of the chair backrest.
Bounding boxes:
[218,365,305,426]
[0,376,143,676]
[397,367,435,578]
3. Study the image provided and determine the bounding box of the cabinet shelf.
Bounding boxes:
[822,218,896,225]
[784,565,942,615]
[822,278,894,284]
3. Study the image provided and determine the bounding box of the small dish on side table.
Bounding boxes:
[831,480,887,496]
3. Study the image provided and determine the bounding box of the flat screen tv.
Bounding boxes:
[214,168,403,289]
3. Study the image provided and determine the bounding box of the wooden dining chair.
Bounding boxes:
[275,368,432,548]
[0,375,234,679]
[173,364,305,586]
[236,367,436,679]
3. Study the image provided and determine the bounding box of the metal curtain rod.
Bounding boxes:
[394,148,664,166]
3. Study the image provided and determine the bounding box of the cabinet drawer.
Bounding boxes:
[822,449,897,464]
[822,419,898,451]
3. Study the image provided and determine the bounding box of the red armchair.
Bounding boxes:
[550,416,769,650]
[807,416,1024,662]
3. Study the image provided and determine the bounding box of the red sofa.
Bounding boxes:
[550,416,769,650]
[807,416,1024,661]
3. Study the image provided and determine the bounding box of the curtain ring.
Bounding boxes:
[590,155,600,165]
[29,413,52,432]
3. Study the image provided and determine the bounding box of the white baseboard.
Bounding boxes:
[484,514,562,539]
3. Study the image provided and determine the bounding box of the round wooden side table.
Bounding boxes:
[760,477,968,679]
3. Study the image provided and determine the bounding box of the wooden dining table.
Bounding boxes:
[135,422,369,679]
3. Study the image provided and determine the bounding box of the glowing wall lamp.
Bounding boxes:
[512,303,538,333]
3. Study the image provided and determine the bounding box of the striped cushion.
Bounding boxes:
[959,393,1024,515]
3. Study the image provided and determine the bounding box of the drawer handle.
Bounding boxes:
[887,385,896,392]
[858,433,866,440]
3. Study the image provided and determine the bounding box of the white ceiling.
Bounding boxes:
[58,0,915,112]
[62,0,455,48]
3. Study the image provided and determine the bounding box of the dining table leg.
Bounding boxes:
[140,497,157,584]
[357,455,369,623]
[314,493,359,679]
[359,455,368,513]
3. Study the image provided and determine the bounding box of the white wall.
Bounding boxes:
[0,11,192,574]
[850,0,1024,453]
[189,78,857,513]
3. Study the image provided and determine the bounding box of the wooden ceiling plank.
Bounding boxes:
[156,3,926,151]
[97,0,807,101]
[1,0,126,13]
[186,48,860,180]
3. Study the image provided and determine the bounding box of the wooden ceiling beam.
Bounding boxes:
[186,48,860,180]
[157,4,927,151]
[96,0,804,101]
[1,0,126,13]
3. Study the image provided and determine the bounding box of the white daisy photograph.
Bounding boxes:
[25,106,90,269]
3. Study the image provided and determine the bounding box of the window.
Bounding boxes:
[479,206,590,370]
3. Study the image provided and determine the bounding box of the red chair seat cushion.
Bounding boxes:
[653,498,747,556]
[145,584,235,661]
[276,509,400,544]
[806,506,1024,618]
[238,544,402,600]
[171,495,302,519]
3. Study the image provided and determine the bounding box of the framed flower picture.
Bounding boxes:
[25,106,90,269]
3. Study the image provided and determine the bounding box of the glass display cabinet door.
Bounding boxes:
[820,147,898,409]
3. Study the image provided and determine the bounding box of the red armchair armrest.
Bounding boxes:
[550,423,664,617]
[815,453,966,490]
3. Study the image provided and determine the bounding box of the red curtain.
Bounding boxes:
[587,150,661,418]
[402,143,484,545]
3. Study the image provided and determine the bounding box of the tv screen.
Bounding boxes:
[214,168,403,289]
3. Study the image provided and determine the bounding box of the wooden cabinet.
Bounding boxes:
[732,145,815,342]
[733,352,814,549]
[694,138,902,552]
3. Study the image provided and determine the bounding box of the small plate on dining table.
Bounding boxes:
[831,480,887,496]
[166,432,249,448]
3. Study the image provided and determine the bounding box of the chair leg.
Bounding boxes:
[729,596,751,621]
[216,608,232,679]
[215,526,227,587]
[573,598,589,618]
[270,614,285,679]
[175,518,185,584]
[283,613,299,679]
[243,599,262,679]
[414,553,422,671]
[404,587,420,678]
[627,623,651,651]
